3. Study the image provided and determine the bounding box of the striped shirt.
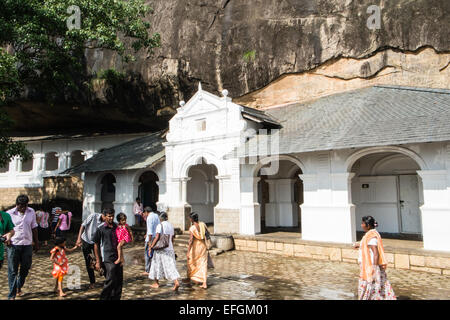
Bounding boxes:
[81,213,104,244]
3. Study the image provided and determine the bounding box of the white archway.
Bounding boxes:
[178,149,227,179]
[348,148,425,238]
[252,154,307,177]
[345,146,427,172]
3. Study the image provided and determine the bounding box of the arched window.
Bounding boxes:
[21,157,33,172]
[45,152,58,171]
[71,150,84,167]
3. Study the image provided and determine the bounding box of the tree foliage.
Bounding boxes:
[0,0,160,167]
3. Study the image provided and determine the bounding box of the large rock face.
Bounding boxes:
[9,0,450,133]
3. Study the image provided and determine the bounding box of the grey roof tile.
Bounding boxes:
[230,85,450,157]
[63,131,166,174]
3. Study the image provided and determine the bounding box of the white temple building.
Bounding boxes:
[64,84,450,252]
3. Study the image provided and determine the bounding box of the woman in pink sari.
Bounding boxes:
[186,212,210,289]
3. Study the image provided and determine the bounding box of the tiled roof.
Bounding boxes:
[230,85,450,157]
[63,131,166,174]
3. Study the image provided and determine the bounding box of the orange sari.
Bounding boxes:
[187,222,208,283]
[360,229,387,282]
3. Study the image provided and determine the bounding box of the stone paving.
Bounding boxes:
[1,240,449,300]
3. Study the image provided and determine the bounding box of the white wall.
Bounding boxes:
[0,133,146,188]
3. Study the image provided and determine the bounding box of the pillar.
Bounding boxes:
[239,176,261,235]
[300,172,356,244]
[417,170,450,252]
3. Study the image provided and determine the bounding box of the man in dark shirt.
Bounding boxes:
[93,208,123,300]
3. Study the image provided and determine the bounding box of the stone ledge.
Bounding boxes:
[233,236,450,275]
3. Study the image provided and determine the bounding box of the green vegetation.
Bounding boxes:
[0,0,161,167]
[243,50,256,62]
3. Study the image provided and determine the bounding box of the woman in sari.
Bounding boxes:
[186,212,210,289]
[353,216,396,300]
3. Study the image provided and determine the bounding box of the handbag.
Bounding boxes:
[153,223,170,250]
[204,226,212,250]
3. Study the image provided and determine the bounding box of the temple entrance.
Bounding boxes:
[257,159,303,234]
[186,159,218,231]
[350,152,423,240]
[100,173,116,211]
[138,171,159,209]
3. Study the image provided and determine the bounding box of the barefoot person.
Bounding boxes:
[94,208,123,300]
[76,210,107,289]
[353,216,396,300]
[6,195,40,300]
[186,212,210,289]
[50,237,78,297]
[114,213,133,265]
[143,205,159,276]
[148,212,180,291]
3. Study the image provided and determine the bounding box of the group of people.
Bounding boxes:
[35,207,72,247]
[0,194,396,300]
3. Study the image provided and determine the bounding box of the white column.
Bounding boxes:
[32,154,44,177]
[239,176,261,235]
[300,172,356,244]
[180,177,191,204]
[417,170,450,252]
[155,180,168,212]
[56,152,70,172]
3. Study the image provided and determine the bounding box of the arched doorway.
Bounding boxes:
[138,171,159,209]
[186,159,218,231]
[100,173,116,211]
[349,151,424,240]
[257,159,304,233]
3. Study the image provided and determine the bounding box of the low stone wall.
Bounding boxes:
[0,176,83,210]
[234,236,450,275]
[214,208,240,234]
[0,187,43,209]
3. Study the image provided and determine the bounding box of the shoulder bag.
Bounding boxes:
[153,223,170,250]
[204,225,212,250]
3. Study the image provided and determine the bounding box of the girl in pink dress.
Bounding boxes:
[50,237,78,297]
[115,213,134,265]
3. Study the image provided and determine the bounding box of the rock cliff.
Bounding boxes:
[8,0,450,133]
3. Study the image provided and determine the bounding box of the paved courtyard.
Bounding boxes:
[1,241,449,300]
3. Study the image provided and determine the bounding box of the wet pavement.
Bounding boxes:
[1,240,449,300]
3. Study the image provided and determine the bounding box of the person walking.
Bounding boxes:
[143,205,159,276]
[50,207,62,238]
[94,208,123,300]
[133,198,144,227]
[6,195,40,300]
[353,216,396,300]
[76,210,107,289]
[0,209,15,271]
[186,212,211,289]
[50,237,78,297]
[54,210,72,239]
[36,209,50,246]
[148,212,180,291]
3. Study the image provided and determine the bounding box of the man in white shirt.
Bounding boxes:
[143,204,160,275]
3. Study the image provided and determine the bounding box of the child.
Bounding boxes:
[115,212,134,265]
[50,237,78,297]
